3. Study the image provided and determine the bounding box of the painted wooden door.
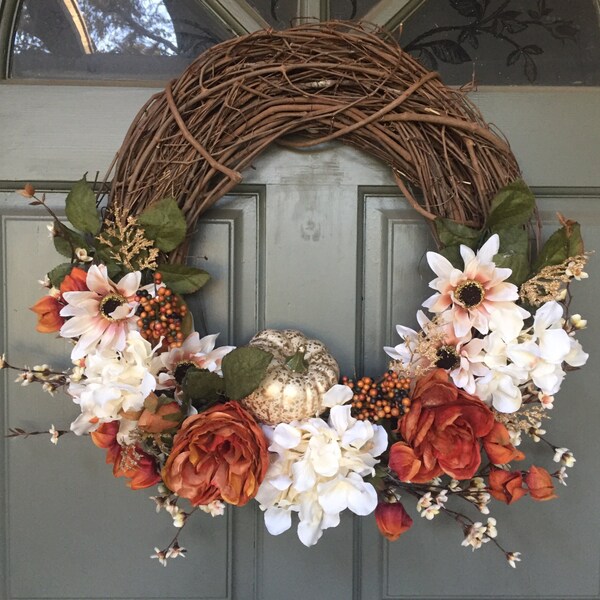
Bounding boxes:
[1,71,600,600]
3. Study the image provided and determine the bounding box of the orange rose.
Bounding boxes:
[375,502,413,541]
[162,402,269,506]
[488,469,527,504]
[525,465,557,501]
[91,421,161,490]
[389,369,494,483]
[30,266,88,333]
[483,422,525,465]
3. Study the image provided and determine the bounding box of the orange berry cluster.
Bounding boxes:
[135,272,187,351]
[342,371,411,426]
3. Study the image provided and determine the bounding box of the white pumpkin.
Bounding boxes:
[240,329,340,425]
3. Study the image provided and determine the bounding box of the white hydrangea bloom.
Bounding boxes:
[508,301,588,398]
[255,384,387,546]
[68,330,156,437]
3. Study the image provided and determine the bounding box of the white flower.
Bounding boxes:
[506,551,522,568]
[255,395,387,547]
[423,235,524,338]
[507,302,572,396]
[566,261,588,280]
[553,447,576,467]
[151,332,235,389]
[461,522,488,550]
[570,314,587,329]
[75,247,93,263]
[0,354,6,369]
[60,264,141,360]
[165,544,186,559]
[151,548,168,567]
[199,500,226,517]
[49,424,59,445]
[538,392,554,410]
[172,512,186,528]
[485,517,497,539]
[556,466,568,486]
[68,331,156,436]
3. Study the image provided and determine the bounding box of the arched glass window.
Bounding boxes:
[6,0,600,85]
[10,0,234,80]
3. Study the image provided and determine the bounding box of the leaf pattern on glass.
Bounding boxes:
[403,0,579,82]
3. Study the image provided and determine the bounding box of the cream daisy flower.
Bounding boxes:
[422,234,522,338]
[59,264,140,360]
[151,332,235,389]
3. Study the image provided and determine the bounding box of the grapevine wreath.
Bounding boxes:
[6,22,590,567]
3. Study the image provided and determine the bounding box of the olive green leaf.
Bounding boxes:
[53,228,89,259]
[157,264,210,295]
[182,368,224,403]
[532,220,584,273]
[138,197,187,252]
[65,176,101,235]
[47,263,74,288]
[222,347,273,401]
[437,244,463,269]
[435,217,481,249]
[490,226,530,286]
[486,179,536,230]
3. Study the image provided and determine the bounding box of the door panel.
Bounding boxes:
[2,98,600,599]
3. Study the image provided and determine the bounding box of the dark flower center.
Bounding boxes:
[174,361,196,385]
[455,280,484,308]
[434,345,461,370]
[100,294,127,320]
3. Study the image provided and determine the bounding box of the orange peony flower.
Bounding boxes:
[525,465,557,501]
[91,421,161,490]
[389,369,495,483]
[483,421,525,465]
[162,402,269,507]
[375,502,413,541]
[488,469,527,504]
[30,266,88,333]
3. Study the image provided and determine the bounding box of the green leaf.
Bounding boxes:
[491,226,530,285]
[479,226,530,285]
[65,176,101,235]
[138,198,187,252]
[47,263,75,288]
[157,264,210,295]
[532,221,584,273]
[493,253,530,286]
[182,368,224,402]
[437,244,463,268]
[486,179,536,230]
[53,228,88,258]
[222,347,273,401]
[435,217,480,248]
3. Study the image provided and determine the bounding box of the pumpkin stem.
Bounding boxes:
[285,347,309,373]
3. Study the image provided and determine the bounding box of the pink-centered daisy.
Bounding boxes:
[59,264,141,360]
[422,234,520,338]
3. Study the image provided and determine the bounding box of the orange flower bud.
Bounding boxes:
[138,396,183,434]
[30,295,64,333]
[488,469,527,504]
[375,502,413,541]
[525,465,557,501]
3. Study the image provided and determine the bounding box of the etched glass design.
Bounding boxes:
[400,0,600,85]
